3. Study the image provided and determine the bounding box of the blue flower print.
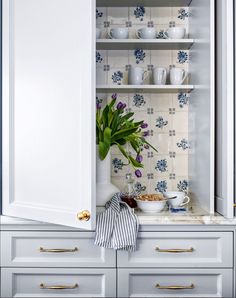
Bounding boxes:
[134,48,146,64]
[178,92,189,108]
[178,8,190,20]
[177,139,189,150]
[134,6,145,21]
[96,51,103,63]
[96,9,103,19]
[112,71,123,85]
[177,180,189,192]
[155,180,167,193]
[112,158,124,173]
[155,159,168,173]
[156,30,167,39]
[134,182,147,194]
[177,51,188,64]
[156,116,168,129]
[133,94,146,108]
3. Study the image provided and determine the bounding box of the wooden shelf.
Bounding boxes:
[96,85,194,93]
[96,39,194,50]
[96,0,192,7]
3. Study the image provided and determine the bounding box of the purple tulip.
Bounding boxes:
[96,103,101,109]
[141,122,148,129]
[112,93,117,100]
[142,131,149,137]
[135,169,142,178]
[116,101,124,110]
[122,103,127,109]
[136,155,143,163]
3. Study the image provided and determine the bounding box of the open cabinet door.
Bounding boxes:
[215,0,235,218]
[2,0,96,229]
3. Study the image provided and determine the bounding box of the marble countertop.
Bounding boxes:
[1,213,236,227]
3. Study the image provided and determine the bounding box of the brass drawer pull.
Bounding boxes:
[156,283,194,290]
[40,283,78,290]
[156,247,194,253]
[39,247,78,253]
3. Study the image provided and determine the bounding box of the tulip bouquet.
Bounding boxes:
[96,94,157,178]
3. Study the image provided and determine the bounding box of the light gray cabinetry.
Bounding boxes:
[117,268,233,297]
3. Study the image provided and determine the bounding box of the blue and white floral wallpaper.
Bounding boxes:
[96,6,190,194]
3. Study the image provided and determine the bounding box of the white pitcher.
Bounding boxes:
[153,67,167,85]
[170,67,188,85]
[128,66,148,85]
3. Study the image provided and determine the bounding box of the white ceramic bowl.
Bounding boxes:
[134,197,166,213]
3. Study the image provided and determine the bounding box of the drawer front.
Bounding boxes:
[118,268,233,297]
[1,268,116,297]
[1,231,115,267]
[117,231,233,268]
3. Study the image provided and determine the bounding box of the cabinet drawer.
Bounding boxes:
[118,268,233,297]
[117,231,233,268]
[1,268,116,297]
[1,231,115,267]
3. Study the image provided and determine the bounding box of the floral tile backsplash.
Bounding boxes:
[96,6,190,194]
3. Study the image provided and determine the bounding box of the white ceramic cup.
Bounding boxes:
[170,67,188,85]
[164,27,186,39]
[108,28,129,39]
[165,191,190,207]
[153,67,167,85]
[96,28,102,39]
[128,66,148,85]
[136,27,156,39]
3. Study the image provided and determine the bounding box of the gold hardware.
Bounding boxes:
[233,204,236,207]
[156,283,194,290]
[39,247,78,253]
[40,283,78,290]
[156,247,194,253]
[77,210,90,221]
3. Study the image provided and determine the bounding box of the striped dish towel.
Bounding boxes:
[94,193,139,251]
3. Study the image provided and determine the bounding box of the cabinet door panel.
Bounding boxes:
[1,268,116,297]
[2,0,96,228]
[118,268,233,297]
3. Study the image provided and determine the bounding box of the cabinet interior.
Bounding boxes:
[96,0,214,216]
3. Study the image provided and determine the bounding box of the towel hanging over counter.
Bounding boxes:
[94,193,139,251]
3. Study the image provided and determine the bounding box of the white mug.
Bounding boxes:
[108,28,129,39]
[96,28,102,39]
[170,67,188,85]
[164,27,186,39]
[165,191,190,207]
[128,66,148,85]
[153,67,167,85]
[136,27,156,39]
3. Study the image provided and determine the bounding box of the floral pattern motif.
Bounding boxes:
[178,8,190,20]
[112,158,124,173]
[177,180,189,192]
[112,71,123,85]
[155,159,168,172]
[134,181,147,194]
[155,180,167,193]
[134,48,146,64]
[134,6,145,21]
[177,51,188,64]
[96,9,103,19]
[96,51,103,63]
[177,139,189,150]
[156,30,167,39]
[156,116,168,129]
[133,94,146,108]
[178,92,189,108]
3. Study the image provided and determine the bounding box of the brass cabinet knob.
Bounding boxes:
[77,210,90,221]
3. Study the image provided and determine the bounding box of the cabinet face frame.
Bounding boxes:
[2,0,96,229]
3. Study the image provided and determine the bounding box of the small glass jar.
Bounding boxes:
[120,173,137,208]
